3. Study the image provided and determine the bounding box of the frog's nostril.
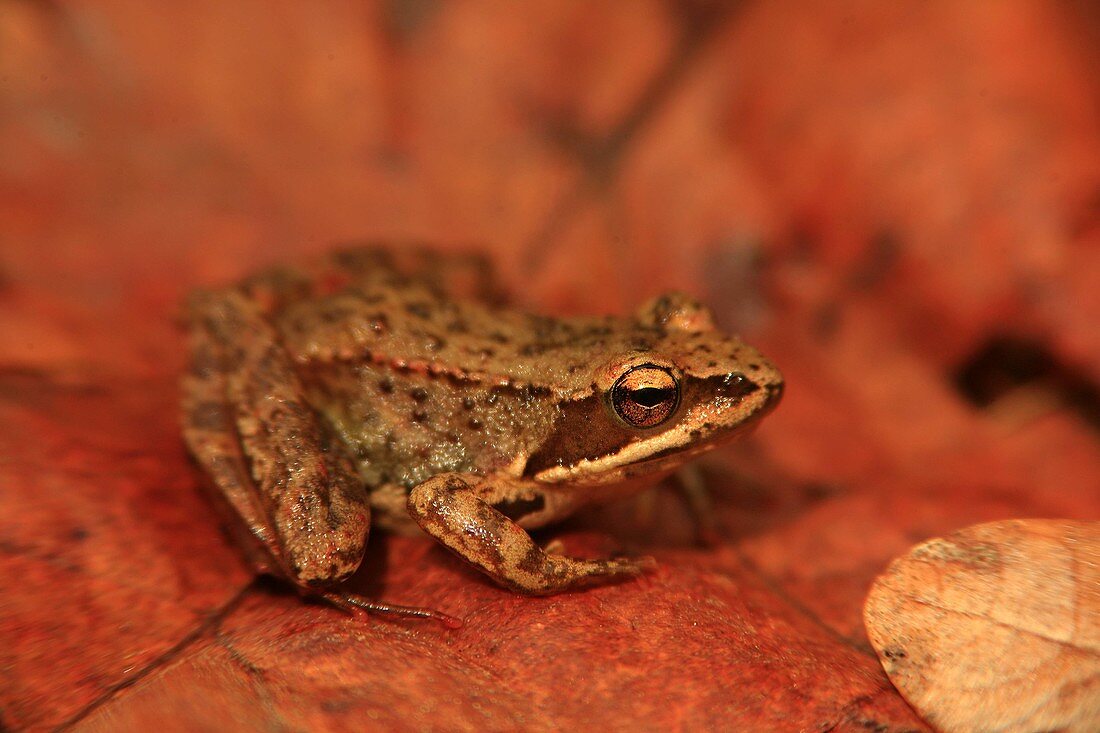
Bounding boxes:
[764,381,784,409]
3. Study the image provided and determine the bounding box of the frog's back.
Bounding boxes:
[275,272,650,393]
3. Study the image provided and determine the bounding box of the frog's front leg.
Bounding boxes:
[408,475,656,594]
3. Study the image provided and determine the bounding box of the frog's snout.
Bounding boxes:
[763,379,784,412]
[744,375,783,423]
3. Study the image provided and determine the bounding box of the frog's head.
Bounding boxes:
[524,292,783,486]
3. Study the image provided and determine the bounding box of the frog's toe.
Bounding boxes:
[542,538,565,555]
[317,590,463,629]
[625,555,658,573]
[592,554,658,580]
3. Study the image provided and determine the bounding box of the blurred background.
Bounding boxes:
[1,2,1097,731]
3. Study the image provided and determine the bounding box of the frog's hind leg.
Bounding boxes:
[408,475,656,595]
[183,289,462,626]
[182,288,372,587]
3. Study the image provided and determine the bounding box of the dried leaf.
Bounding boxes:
[864,519,1100,733]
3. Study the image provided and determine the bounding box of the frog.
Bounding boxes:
[181,246,783,625]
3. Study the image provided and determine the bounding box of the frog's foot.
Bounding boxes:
[408,475,657,595]
[317,590,463,629]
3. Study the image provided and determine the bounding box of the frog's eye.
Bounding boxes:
[610,365,680,429]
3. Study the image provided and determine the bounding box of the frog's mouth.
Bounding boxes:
[525,374,782,485]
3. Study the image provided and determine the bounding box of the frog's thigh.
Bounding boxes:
[407,474,655,595]
[183,288,370,588]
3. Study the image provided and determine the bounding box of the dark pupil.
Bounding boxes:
[630,386,672,408]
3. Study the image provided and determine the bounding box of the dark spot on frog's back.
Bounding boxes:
[316,305,342,324]
[406,302,433,318]
[368,312,389,333]
[188,342,220,378]
[491,494,546,522]
[188,401,228,430]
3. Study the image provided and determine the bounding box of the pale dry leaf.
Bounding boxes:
[864,519,1099,733]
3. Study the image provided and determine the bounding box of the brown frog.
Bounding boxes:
[181,247,782,624]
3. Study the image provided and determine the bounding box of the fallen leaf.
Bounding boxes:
[864,519,1100,733]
